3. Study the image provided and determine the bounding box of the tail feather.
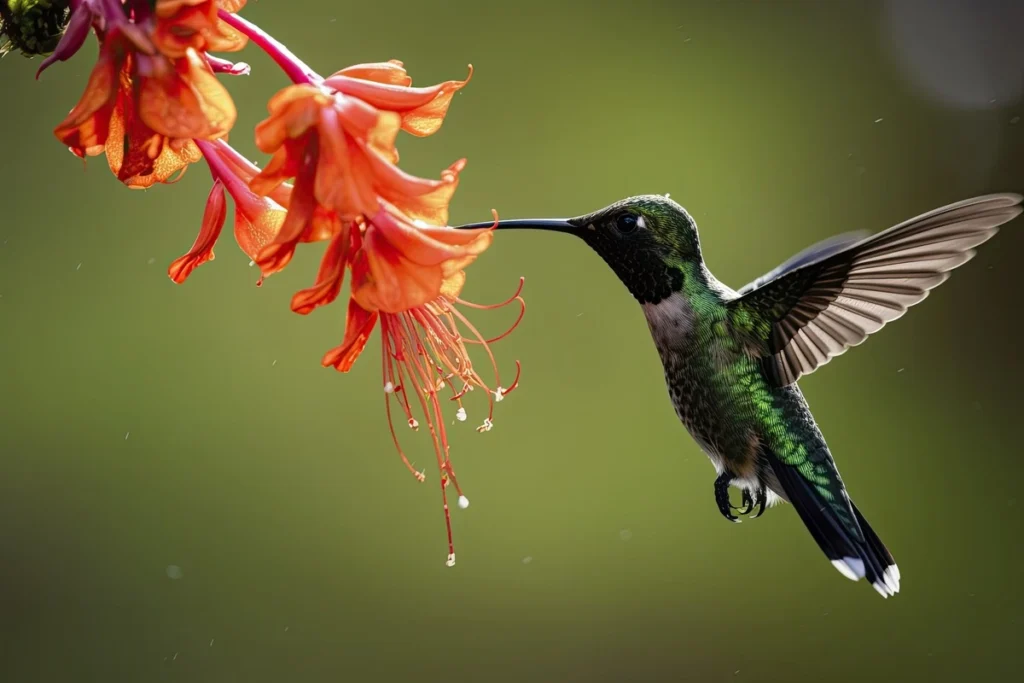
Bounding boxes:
[768,453,900,598]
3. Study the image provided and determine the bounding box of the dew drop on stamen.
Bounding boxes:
[456,407,467,422]
[458,495,470,509]
[408,418,419,430]
[384,381,395,393]
[446,553,456,567]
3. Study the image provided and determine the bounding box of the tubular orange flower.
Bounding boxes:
[169,138,289,283]
[247,78,471,278]
[44,2,243,188]
[312,207,524,568]
[239,51,523,564]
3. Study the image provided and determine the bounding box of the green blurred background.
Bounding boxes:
[2,1,1023,681]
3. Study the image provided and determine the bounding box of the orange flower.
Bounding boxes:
[242,58,523,565]
[248,79,468,276]
[311,207,523,568]
[52,22,236,188]
[169,139,288,283]
[152,0,249,59]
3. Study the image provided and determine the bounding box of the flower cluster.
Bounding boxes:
[35,0,523,566]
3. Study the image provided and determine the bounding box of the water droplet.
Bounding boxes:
[455,407,467,422]
[384,381,395,394]
[166,565,183,579]
[458,495,470,509]
[446,553,456,567]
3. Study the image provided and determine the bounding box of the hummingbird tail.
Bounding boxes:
[767,453,900,598]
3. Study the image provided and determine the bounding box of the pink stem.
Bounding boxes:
[218,10,322,86]
[197,139,253,206]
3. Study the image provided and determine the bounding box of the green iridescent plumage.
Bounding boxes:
[458,191,1023,598]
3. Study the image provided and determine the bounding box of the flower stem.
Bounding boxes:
[197,139,251,206]
[218,10,322,86]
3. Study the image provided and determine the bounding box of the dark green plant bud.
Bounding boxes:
[0,0,72,58]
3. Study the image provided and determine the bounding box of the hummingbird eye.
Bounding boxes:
[615,213,641,234]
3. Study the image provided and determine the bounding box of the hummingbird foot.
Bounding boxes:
[715,474,768,522]
[748,485,768,519]
[714,473,740,523]
[737,488,756,515]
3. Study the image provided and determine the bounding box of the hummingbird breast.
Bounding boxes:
[642,290,763,480]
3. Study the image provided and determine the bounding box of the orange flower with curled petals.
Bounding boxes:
[247,82,469,277]
[153,0,249,59]
[324,60,473,137]
[305,206,523,568]
[53,25,236,188]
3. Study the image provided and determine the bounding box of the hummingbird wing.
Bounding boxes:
[729,193,1023,387]
[736,231,870,295]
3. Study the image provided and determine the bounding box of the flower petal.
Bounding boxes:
[254,137,319,276]
[365,150,465,226]
[291,224,351,315]
[322,299,379,372]
[137,48,236,141]
[53,43,120,157]
[369,202,494,267]
[36,1,95,79]
[105,79,202,188]
[168,179,228,283]
[253,84,325,153]
[324,65,472,137]
[334,60,412,86]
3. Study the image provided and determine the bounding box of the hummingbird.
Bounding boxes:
[457,193,1022,597]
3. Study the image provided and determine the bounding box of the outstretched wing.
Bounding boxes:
[730,193,1023,387]
[736,230,870,295]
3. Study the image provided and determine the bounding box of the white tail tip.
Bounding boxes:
[831,557,866,582]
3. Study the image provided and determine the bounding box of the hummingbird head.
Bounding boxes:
[457,195,702,304]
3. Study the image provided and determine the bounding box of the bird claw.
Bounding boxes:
[714,473,740,523]
[737,488,755,515]
[714,473,767,523]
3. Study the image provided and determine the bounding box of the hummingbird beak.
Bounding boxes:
[454,218,577,234]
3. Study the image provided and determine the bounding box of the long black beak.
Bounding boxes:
[455,218,576,233]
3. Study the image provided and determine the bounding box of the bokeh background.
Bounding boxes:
[2,0,1023,681]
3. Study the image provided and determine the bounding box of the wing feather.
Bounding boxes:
[731,194,1023,386]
